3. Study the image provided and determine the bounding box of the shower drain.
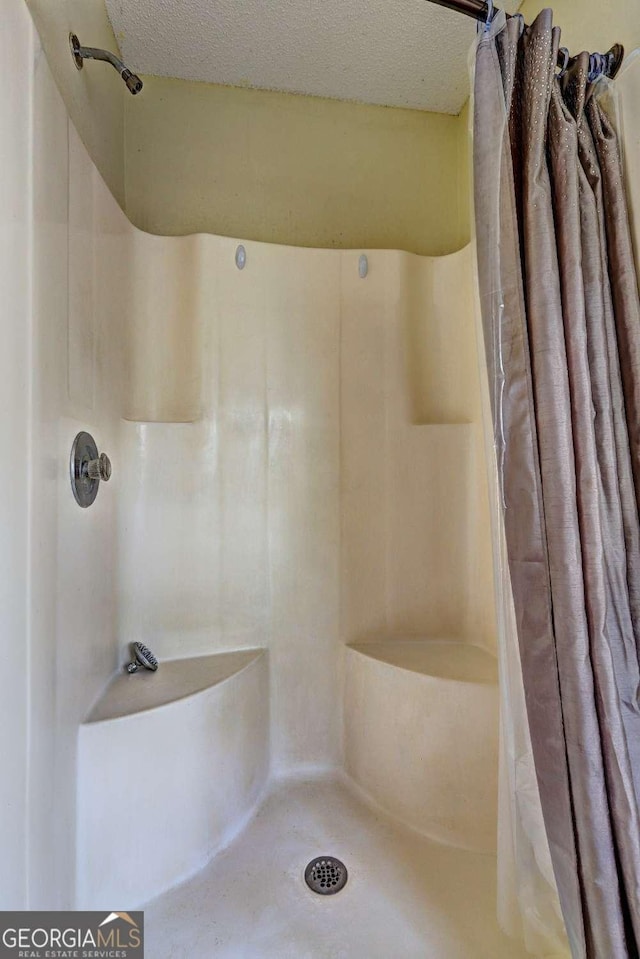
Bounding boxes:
[304,857,348,895]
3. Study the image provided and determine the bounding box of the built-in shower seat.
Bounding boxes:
[344,639,498,852]
[76,648,269,909]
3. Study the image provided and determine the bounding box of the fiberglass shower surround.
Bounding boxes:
[77,215,501,912]
[5,2,640,958]
[7,49,503,930]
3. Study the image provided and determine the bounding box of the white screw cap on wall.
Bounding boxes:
[235,244,247,270]
[359,254,368,278]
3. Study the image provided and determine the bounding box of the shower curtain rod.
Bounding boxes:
[423,0,624,78]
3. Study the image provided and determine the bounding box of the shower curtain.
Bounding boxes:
[473,8,640,959]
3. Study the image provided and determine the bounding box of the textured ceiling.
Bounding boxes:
[105,0,520,115]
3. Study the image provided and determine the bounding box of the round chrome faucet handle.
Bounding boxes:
[86,452,112,482]
[70,432,112,508]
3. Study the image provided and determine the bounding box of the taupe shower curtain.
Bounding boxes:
[474,9,640,959]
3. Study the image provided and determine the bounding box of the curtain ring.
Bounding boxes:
[557,47,570,78]
[477,0,494,34]
[483,0,494,33]
[588,51,605,82]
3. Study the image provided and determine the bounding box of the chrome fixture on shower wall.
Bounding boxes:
[70,431,112,508]
[125,642,159,674]
[69,33,143,95]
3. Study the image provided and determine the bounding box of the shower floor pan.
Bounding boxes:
[143,774,526,959]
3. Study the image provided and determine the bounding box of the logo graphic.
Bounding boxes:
[100,912,139,928]
[0,911,144,958]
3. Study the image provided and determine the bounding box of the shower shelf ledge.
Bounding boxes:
[347,639,497,685]
[84,647,265,723]
[345,639,499,852]
[77,647,269,909]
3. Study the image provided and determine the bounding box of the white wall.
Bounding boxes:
[1,2,129,908]
[0,0,33,911]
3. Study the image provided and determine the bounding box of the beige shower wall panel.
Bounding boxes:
[124,234,203,422]
[117,238,341,772]
[266,246,342,773]
[117,236,273,659]
[387,425,475,638]
[117,420,224,654]
[117,236,493,771]
[216,246,270,648]
[339,252,389,643]
[395,252,480,426]
[341,245,495,648]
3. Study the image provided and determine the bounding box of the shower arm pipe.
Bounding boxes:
[69,34,143,95]
[422,0,624,78]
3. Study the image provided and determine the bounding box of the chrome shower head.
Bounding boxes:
[125,642,159,674]
[121,68,144,95]
[70,33,144,95]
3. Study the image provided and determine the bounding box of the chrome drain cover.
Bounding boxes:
[304,857,348,895]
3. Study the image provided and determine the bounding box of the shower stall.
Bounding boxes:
[4,0,638,956]
[0,4,528,955]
